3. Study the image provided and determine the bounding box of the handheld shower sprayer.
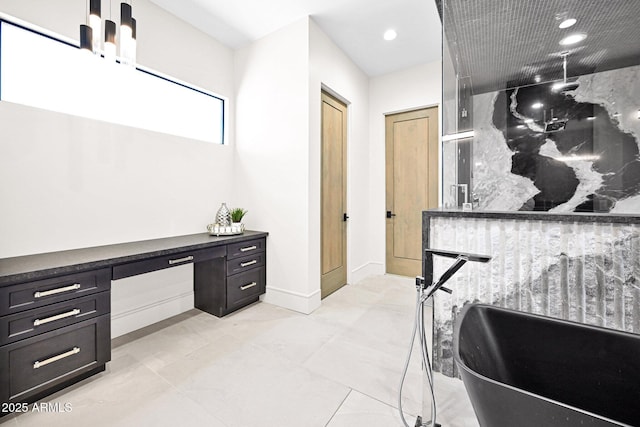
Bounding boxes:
[399,248,491,427]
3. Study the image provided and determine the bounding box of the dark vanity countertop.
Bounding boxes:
[0,231,268,286]
[423,209,640,224]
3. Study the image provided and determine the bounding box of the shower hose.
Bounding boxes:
[398,283,437,427]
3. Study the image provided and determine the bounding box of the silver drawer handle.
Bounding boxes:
[168,255,194,265]
[240,260,258,267]
[34,309,81,327]
[33,347,80,369]
[240,245,257,252]
[240,282,258,291]
[34,284,81,298]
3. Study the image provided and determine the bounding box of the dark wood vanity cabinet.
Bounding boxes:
[0,269,111,406]
[0,231,267,411]
[195,237,266,317]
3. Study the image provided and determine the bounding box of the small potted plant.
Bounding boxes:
[230,208,247,226]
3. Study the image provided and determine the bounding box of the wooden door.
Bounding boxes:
[385,107,439,276]
[321,92,348,298]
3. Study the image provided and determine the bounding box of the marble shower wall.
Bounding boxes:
[429,216,640,377]
[471,64,640,213]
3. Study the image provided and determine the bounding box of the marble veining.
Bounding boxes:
[428,216,640,377]
[472,64,640,213]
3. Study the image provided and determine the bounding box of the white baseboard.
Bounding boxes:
[351,262,384,284]
[111,291,194,338]
[110,264,194,339]
[262,285,321,314]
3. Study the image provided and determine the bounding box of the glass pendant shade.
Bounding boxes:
[79,24,93,52]
[104,19,116,62]
[120,3,133,65]
[89,0,101,53]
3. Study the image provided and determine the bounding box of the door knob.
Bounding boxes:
[343,213,349,221]
[386,211,396,218]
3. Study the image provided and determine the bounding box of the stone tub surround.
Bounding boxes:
[423,209,640,377]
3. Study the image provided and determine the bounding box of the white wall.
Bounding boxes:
[368,61,442,271]
[0,0,236,258]
[308,19,371,285]
[0,1,443,318]
[234,18,370,314]
[0,0,237,336]
[234,18,313,312]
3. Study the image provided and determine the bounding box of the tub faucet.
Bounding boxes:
[401,249,491,427]
[422,249,491,297]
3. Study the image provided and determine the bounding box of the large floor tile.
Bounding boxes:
[3,274,479,427]
[157,337,350,427]
[248,315,342,364]
[303,329,424,416]
[114,315,219,372]
[12,353,227,427]
[326,390,416,427]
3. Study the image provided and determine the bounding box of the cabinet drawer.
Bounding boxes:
[0,291,110,346]
[227,268,266,310]
[0,269,110,316]
[227,238,266,260]
[226,252,266,276]
[0,315,110,403]
[112,246,226,280]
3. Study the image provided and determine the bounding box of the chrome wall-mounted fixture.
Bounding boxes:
[79,0,137,66]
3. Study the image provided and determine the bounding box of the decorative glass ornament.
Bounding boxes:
[215,202,231,226]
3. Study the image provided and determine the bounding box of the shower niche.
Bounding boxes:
[439,0,640,213]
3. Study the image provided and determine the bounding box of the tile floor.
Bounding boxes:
[2,275,478,427]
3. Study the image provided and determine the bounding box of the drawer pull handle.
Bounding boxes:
[240,260,258,267]
[34,284,81,298]
[34,309,81,326]
[168,255,194,265]
[240,245,257,252]
[240,282,258,291]
[33,347,80,369]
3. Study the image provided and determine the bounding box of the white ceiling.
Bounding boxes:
[148,0,442,76]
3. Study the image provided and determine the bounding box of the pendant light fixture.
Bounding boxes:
[78,0,137,66]
[89,0,101,53]
[79,24,93,53]
[120,2,133,65]
[104,19,116,62]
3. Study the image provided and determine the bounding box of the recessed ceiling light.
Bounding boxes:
[559,18,577,29]
[586,116,596,121]
[560,33,587,45]
[532,102,544,109]
[383,29,397,41]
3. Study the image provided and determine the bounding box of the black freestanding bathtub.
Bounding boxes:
[454,304,640,427]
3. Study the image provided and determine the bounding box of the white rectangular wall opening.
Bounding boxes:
[0,20,225,144]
